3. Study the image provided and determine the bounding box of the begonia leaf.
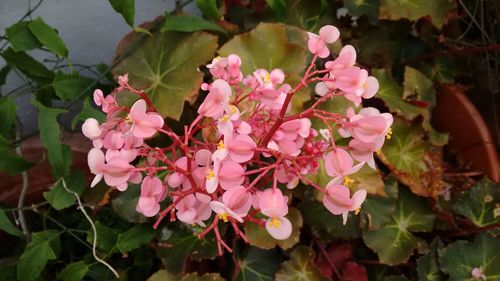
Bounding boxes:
[452,178,500,227]
[235,246,281,281]
[417,239,445,281]
[438,233,500,281]
[362,187,435,265]
[344,0,379,23]
[275,246,328,281]
[113,29,218,119]
[379,0,456,28]
[244,207,302,250]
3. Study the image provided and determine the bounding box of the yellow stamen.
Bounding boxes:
[229,105,237,115]
[124,114,132,123]
[343,176,354,187]
[375,149,382,155]
[362,82,367,89]
[386,127,393,140]
[213,56,222,63]
[220,114,230,122]
[263,73,271,83]
[218,212,229,222]
[354,208,361,215]
[269,217,281,228]
[217,140,225,150]
[206,169,215,180]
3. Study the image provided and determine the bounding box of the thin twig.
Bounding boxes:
[15,127,30,241]
[61,179,120,278]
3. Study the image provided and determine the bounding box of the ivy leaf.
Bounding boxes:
[195,0,221,20]
[28,17,68,57]
[275,246,328,281]
[0,208,22,236]
[0,65,10,86]
[244,207,303,250]
[2,48,53,80]
[157,225,219,273]
[362,187,435,265]
[0,97,16,138]
[5,21,41,52]
[52,72,93,101]
[300,200,361,242]
[452,178,500,227]
[266,0,288,21]
[71,97,106,129]
[57,261,89,281]
[113,29,218,120]
[417,239,445,281]
[162,14,227,35]
[235,246,281,281]
[43,172,85,210]
[116,224,156,253]
[379,0,456,28]
[0,148,34,175]
[32,100,70,178]
[439,233,500,281]
[219,23,309,113]
[17,230,60,281]
[344,0,379,23]
[377,118,445,198]
[108,0,135,26]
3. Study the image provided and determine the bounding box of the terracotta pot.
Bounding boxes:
[0,133,93,206]
[432,84,500,182]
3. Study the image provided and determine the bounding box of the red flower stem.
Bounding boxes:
[198,216,219,238]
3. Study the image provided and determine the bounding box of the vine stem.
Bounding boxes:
[15,127,30,241]
[61,179,119,278]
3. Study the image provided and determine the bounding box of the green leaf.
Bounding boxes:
[32,100,70,178]
[182,272,225,281]
[195,0,221,20]
[300,200,361,242]
[0,147,34,175]
[439,233,500,281]
[452,178,500,227]
[116,224,156,253]
[147,270,176,281]
[0,208,22,236]
[349,165,386,197]
[5,21,42,52]
[266,0,288,21]
[377,118,445,197]
[28,17,68,57]
[52,72,93,101]
[157,225,219,273]
[112,184,148,223]
[0,97,16,138]
[361,195,396,231]
[2,48,53,79]
[403,66,436,106]
[86,221,119,252]
[113,29,218,120]
[344,0,379,23]
[71,97,106,129]
[162,14,227,35]
[235,246,281,281]
[57,261,88,281]
[0,65,10,86]
[219,23,309,113]
[17,230,60,281]
[417,239,445,281]
[362,187,435,265]
[275,246,328,281]
[109,0,135,26]
[244,207,302,250]
[379,0,456,28]
[43,172,85,210]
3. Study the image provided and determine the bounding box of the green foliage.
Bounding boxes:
[0,97,16,137]
[275,246,328,281]
[195,0,221,21]
[2,48,53,80]
[43,172,85,210]
[0,136,34,175]
[52,72,93,101]
[71,97,106,129]
[379,0,456,28]
[5,21,42,52]
[162,14,228,35]
[452,178,500,227]
[344,0,379,23]
[113,29,218,120]
[266,0,288,21]
[0,208,22,237]
[17,230,60,281]
[28,17,68,57]
[108,0,135,26]
[116,224,156,253]
[439,234,500,281]
[417,239,445,281]
[235,246,281,281]
[362,187,435,265]
[57,261,89,281]
[244,207,302,250]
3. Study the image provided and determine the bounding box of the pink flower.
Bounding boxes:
[334,66,368,95]
[167,157,189,188]
[325,45,357,72]
[323,183,366,225]
[129,99,164,138]
[267,118,311,156]
[307,25,340,58]
[176,193,212,226]
[210,200,244,223]
[349,138,383,170]
[324,148,364,181]
[258,189,292,240]
[205,159,245,193]
[471,267,486,280]
[225,134,256,163]
[136,176,167,217]
[93,89,117,113]
[198,79,232,118]
[87,148,133,190]
[221,186,252,218]
[82,118,102,140]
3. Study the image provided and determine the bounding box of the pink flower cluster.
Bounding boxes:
[83,25,392,254]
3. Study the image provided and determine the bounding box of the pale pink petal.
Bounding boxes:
[82,118,102,139]
[319,25,340,43]
[265,217,292,240]
[88,148,104,174]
